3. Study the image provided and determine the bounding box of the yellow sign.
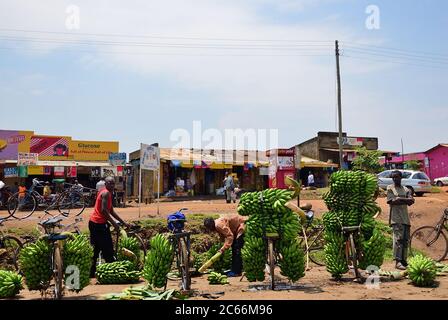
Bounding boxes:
[28,165,44,175]
[69,140,119,161]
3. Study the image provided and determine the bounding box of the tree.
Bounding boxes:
[352,146,383,173]
[404,160,421,171]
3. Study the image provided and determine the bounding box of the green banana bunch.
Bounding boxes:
[408,254,437,287]
[62,234,93,292]
[324,231,348,279]
[206,244,232,273]
[0,270,23,298]
[18,239,52,291]
[142,234,174,288]
[323,170,386,277]
[239,187,306,282]
[358,229,386,270]
[207,272,229,285]
[241,236,266,282]
[278,239,305,282]
[117,236,143,270]
[192,251,208,271]
[96,260,141,284]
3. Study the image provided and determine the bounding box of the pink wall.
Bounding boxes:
[386,152,426,164]
[427,145,448,180]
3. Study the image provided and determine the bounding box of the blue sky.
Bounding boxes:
[0,0,446,154]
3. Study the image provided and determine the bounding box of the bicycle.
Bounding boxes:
[7,179,86,220]
[342,225,364,282]
[410,208,448,262]
[265,232,280,290]
[38,216,69,300]
[0,218,23,271]
[0,186,14,219]
[108,222,147,267]
[167,208,191,291]
[296,206,326,268]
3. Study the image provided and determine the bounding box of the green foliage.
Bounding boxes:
[404,160,421,171]
[352,146,383,174]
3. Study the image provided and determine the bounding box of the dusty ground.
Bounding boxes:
[13,261,448,300]
[3,187,448,300]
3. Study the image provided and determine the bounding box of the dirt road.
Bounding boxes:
[4,188,448,300]
[14,260,448,300]
[3,187,447,233]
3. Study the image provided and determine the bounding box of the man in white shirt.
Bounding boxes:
[307,172,315,187]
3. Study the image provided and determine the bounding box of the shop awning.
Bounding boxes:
[1,160,117,167]
[301,156,338,168]
[159,148,269,167]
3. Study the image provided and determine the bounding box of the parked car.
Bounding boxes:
[377,170,432,196]
[434,176,448,186]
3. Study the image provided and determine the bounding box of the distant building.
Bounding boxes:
[380,144,448,181]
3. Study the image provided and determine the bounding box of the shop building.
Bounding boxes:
[128,148,270,200]
[0,129,124,196]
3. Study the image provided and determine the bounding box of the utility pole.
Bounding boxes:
[335,40,344,169]
[401,138,405,168]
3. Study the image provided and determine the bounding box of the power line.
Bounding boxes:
[0,28,334,43]
[342,54,448,69]
[0,45,334,57]
[342,49,448,66]
[343,45,448,63]
[341,41,448,58]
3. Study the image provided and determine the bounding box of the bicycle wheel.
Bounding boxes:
[178,238,191,291]
[57,192,86,217]
[268,240,275,290]
[8,193,37,220]
[410,226,448,262]
[0,236,23,271]
[53,244,64,300]
[306,227,326,266]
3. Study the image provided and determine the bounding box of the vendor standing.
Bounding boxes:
[89,176,130,277]
[387,170,415,270]
[203,214,247,276]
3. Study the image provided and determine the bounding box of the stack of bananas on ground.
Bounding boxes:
[207,272,229,285]
[143,234,174,288]
[18,239,53,291]
[322,170,385,279]
[238,185,305,283]
[117,235,144,270]
[62,234,94,292]
[205,244,232,273]
[96,260,141,284]
[0,270,23,298]
[407,254,437,287]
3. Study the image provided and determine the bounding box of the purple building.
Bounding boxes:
[426,144,448,181]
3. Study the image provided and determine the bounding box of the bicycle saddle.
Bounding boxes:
[341,225,361,232]
[40,216,64,227]
[47,234,68,242]
[300,203,313,211]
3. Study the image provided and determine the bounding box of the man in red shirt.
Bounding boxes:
[89,176,130,277]
[204,214,247,276]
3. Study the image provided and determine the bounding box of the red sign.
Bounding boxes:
[67,166,77,178]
